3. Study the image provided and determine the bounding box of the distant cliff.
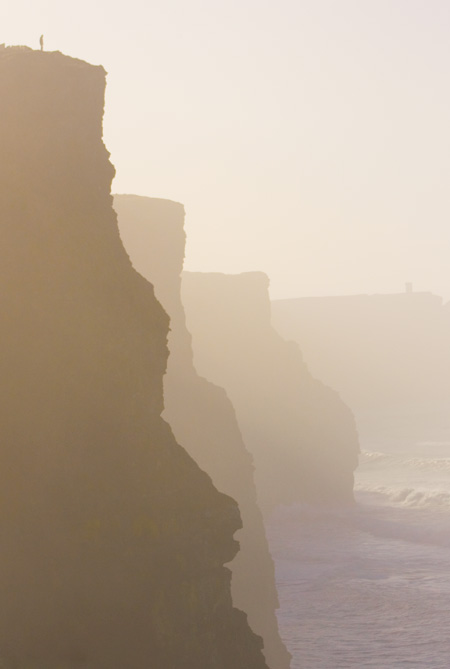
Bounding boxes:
[114,195,291,669]
[182,272,359,510]
[0,47,268,668]
[272,293,450,443]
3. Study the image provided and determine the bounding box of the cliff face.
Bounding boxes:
[181,272,359,511]
[272,293,450,443]
[0,47,268,668]
[114,195,291,669]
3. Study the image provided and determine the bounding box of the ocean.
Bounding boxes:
[266,440,450,668]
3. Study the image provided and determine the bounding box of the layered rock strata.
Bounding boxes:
[182,272,359,511]
[114,194,291,669]
[0,46,268,668]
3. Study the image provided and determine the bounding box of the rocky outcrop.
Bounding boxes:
[0,47,269,668]
[182,272,359,511]
[114,194,291,669]
[272,292,450,444]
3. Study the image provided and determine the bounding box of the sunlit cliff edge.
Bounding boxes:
[182,272,359,511]
[114,194,291,669]
[0,46,268,668]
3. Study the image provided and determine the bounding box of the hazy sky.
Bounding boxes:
[4,1,450,299]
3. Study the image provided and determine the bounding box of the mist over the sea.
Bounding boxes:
[3,1,450,667]
[268,439,450,668]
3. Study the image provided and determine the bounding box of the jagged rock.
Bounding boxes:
[181,272,359,511]
[0,47,268,668]
[114,194,291,669]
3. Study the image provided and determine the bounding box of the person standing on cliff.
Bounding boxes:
[39,35,44,51]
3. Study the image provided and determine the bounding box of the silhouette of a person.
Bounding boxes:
[40,35,44,51]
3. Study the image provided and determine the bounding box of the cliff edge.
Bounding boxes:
[182,272,359,510]
[0,47,268,668]
[114,194,291,669]
[272,293,450,444]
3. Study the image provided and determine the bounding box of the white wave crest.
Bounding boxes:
[355,483,450,510]
[360,450,393,462]
[404,456,450,472]
[360,450,450,473]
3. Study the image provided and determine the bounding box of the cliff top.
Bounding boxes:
[0,44,106,73]
[183,270,270,287]
[274,290,442,306]
[115,193,184,211]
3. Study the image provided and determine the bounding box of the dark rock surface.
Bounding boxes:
[114,194,291,669]
[0,47,268,668]
[182,272,359,510]
[272,292,450,444]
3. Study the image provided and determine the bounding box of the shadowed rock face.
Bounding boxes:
[0,47,268,669]
[114,194,291,669]
[271,293,450,444]
[181,272,359,511]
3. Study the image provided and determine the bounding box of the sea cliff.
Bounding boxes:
[114,194,291,669]
[0,47,268,668]
[182,272,359,510]
[272,292,450,444]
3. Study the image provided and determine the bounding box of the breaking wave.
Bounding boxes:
[360,450,450,473]
[270,440,450,667]
[355,483,450,510]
